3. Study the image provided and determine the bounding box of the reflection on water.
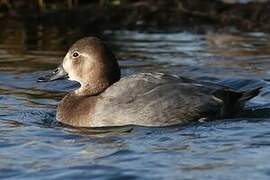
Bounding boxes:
[1,19,270,179]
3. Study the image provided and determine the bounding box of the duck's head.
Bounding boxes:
[38,37,121,95]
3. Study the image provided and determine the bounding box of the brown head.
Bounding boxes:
[38,37,121,96]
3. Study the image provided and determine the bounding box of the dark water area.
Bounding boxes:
[1,20,270,179]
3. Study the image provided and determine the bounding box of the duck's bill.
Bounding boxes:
[37,65,69,82]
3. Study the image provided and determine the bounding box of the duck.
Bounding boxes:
[38,37,261,127]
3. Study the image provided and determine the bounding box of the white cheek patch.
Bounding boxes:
[62,55,82,83]
[62,52,93,85]
[62,54,69,71]
[63,56,73,73]
[62,55,76,81]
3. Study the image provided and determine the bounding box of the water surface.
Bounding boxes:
[1,25,270,179]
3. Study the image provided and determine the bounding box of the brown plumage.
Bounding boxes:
[38,37,261,127]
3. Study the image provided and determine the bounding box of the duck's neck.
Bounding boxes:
[75,81,110,96]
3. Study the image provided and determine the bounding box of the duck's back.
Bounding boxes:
[90,73,222,127]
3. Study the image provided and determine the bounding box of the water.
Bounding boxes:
[1,21,270,179]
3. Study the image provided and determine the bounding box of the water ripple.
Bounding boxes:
[1,30,270,179]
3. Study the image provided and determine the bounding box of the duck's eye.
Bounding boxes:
[72,52,79,58]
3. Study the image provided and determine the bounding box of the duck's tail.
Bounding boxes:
[213,87,262,118]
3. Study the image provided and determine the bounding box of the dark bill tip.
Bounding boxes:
[37,65,68,83]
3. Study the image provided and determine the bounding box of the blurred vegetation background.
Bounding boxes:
[0,0,269,53]
[0,0,270,32]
